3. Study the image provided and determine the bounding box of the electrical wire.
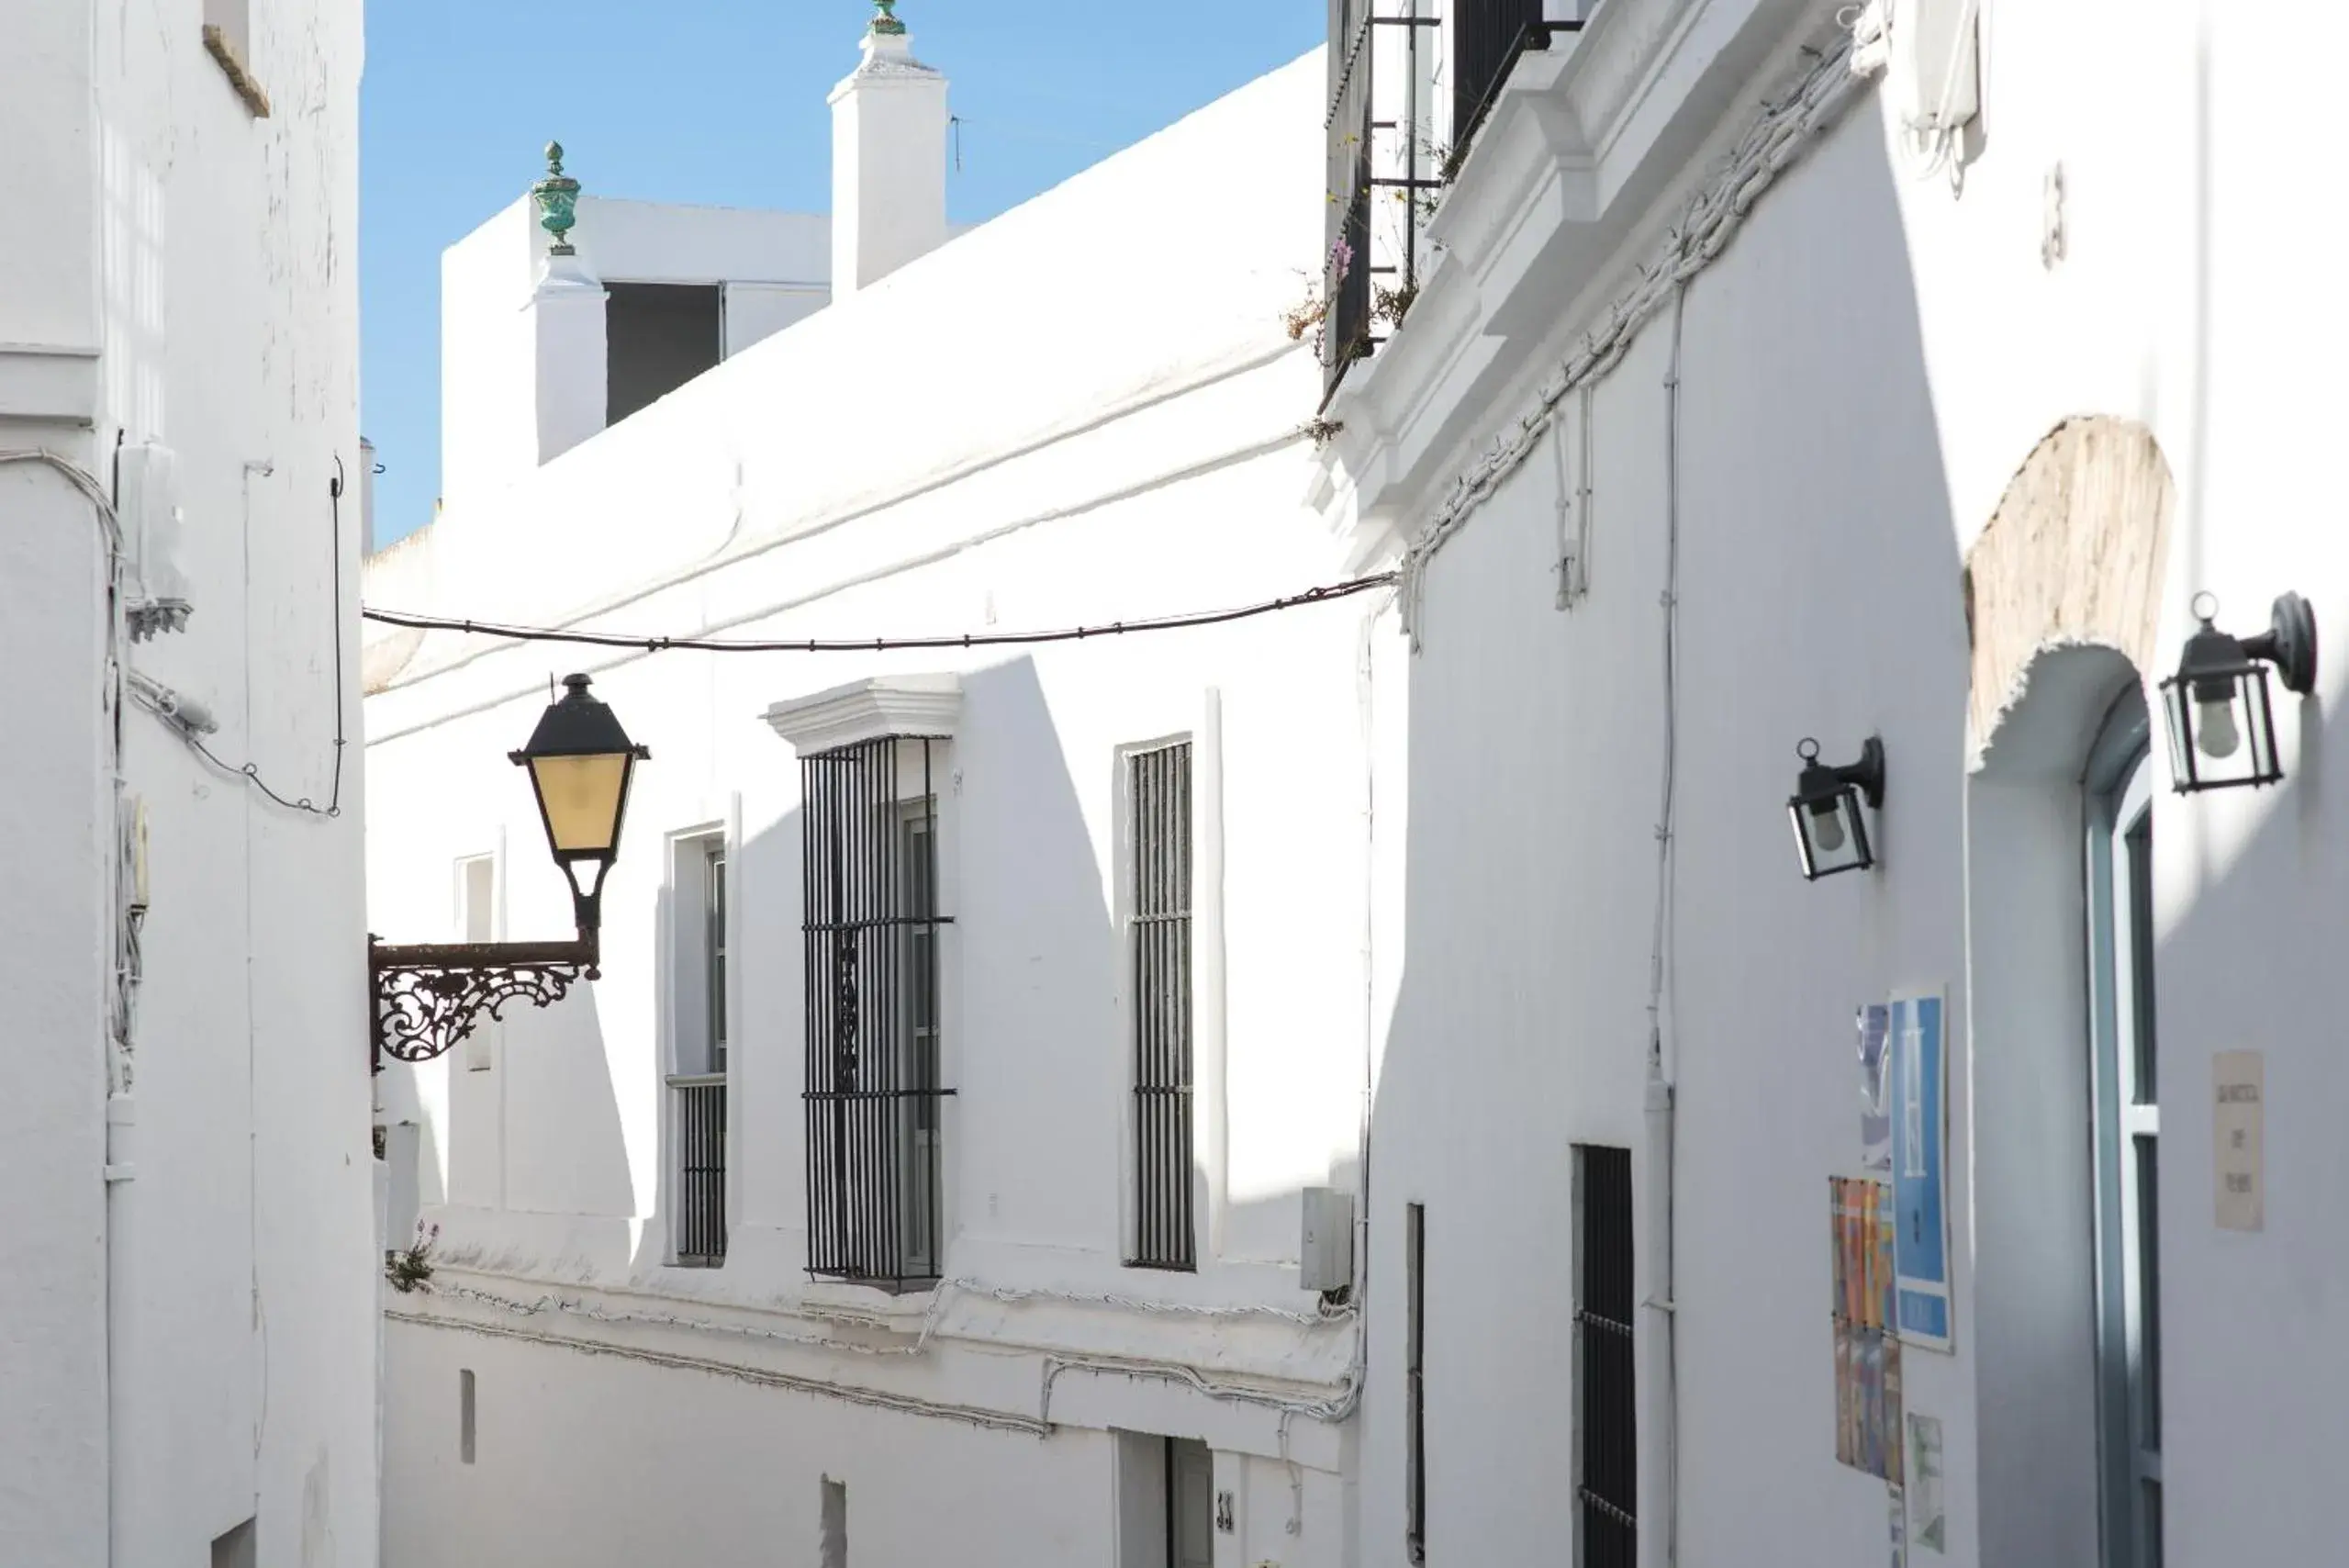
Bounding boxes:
[3,448,134,1081]
[1393,29,1875,640]
[131,460,349,818]
[361,572,1398,656]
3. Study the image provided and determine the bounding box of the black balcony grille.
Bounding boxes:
[1575,1143,1638,1568]
[672,1077,727,1265]
[1325,0,1377,398]
[1451,0,1575,176]
[1127,740,1195,1271]
[802,735,951,1290]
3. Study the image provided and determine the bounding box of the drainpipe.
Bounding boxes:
[106,1094,138,1564]
[1642,1070,1677,1568]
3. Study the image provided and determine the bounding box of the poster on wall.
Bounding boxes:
[1906,1414,1947,1553]
[1858,1003,1893,1170]
[1829,1177,1903,1484]
[1891,991,1952,1351]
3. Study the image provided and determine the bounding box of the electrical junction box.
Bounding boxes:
[1299,1187,1354,1294]
[117,441,192,639]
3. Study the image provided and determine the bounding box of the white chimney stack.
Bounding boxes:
[829,2,949,297]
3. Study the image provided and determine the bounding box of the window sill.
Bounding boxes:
[202,25,271,118]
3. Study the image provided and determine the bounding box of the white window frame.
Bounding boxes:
[766,678,961,1290]
[454,846,504,1072]
[2085,702,2160,1567]
[1113,690,1225,1268]
[664,814,736,1267]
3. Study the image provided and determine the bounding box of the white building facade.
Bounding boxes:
[364,18,1382,1568]
[1,2,377,1565]
[1318,1,2349,1565]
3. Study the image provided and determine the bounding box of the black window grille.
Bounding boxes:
[1405,1201,1427,1564]
[1575,1144,1638,1568]
[673,1077,727,1265]
[802,735,951,1289]
[1325,0,1377,398]
[1127,740,1195,1271]
[1451,1,1578,176]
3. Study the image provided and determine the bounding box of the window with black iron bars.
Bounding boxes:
[1575,1144,1638,1568]
[673,837,728,1266]
[802,736,950,1290]
[1127,739,1195,1271]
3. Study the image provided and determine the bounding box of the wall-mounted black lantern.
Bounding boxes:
[371,674,651,1071]
[1787,736,1885,880]
[2160,591,2318,793]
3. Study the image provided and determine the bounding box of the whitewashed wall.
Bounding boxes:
[437,195,832,521]
[1322,0,2349,1564]
[0,1,375,1564]
[367,50,1374,1568]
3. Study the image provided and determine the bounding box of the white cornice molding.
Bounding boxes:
[763,673,962,754]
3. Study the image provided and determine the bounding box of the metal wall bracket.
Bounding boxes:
[370,934,598,1073]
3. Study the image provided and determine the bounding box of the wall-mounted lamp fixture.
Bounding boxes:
[1788,736,1885,880]
[2160,591,2317,794]
[370,674,650,1071]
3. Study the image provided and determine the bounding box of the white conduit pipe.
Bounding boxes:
[1395,29,1884,643]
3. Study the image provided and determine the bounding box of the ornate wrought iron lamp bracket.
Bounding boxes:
[370,931,599,1074]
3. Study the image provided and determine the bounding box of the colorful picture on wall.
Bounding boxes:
[1858,1002,1892,1170]
[1890,991,1952,1350]
[1829,1177,1902,1483]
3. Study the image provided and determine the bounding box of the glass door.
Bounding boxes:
[2086,705,2160,1568]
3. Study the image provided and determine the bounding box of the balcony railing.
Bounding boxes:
[1323,3,1589,401]
[1451,0,1574,178]
[671,1074,727,1266]
[1324,0,1379,398]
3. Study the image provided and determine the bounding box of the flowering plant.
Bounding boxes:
[386,1219,440,1294]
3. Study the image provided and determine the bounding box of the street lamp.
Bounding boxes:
[372,674,651,1071]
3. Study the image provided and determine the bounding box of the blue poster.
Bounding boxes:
[1890,991,1951,1350]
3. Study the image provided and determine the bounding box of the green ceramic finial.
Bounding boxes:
[531,140,582,255]
[870,0,906,35]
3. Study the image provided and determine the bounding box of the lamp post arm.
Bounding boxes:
[369,930,601,1074]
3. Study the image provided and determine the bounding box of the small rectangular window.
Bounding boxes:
[200,0,269,117]
[669,832,729,1266]
[1574,1145,1637,1568]
[1127,739,1195,1271]
[820,1476,848,1568]
[1404,1201,1426,1563]
[459,1369,477,1465]
[605,283,723,427]
[210,1518,256,1568]
[803,737,951,1287]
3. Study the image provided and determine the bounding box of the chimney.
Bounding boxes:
[358,436,377,554]
[829,1,948,297]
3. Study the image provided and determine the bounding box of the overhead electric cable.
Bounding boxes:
[363,572,1397,656]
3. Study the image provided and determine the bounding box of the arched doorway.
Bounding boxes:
[1963,417,2174,1568]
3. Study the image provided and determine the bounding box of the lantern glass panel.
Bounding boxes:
[2242,669,2279,784]
[1790,789,1872,879]
[530,753,631,854]
[2162,663,2282,791]
[2161,680,2195,791]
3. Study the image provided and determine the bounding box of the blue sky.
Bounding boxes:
[360,1,1325,547]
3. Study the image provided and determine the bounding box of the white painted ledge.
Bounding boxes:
[762,673,961,754]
